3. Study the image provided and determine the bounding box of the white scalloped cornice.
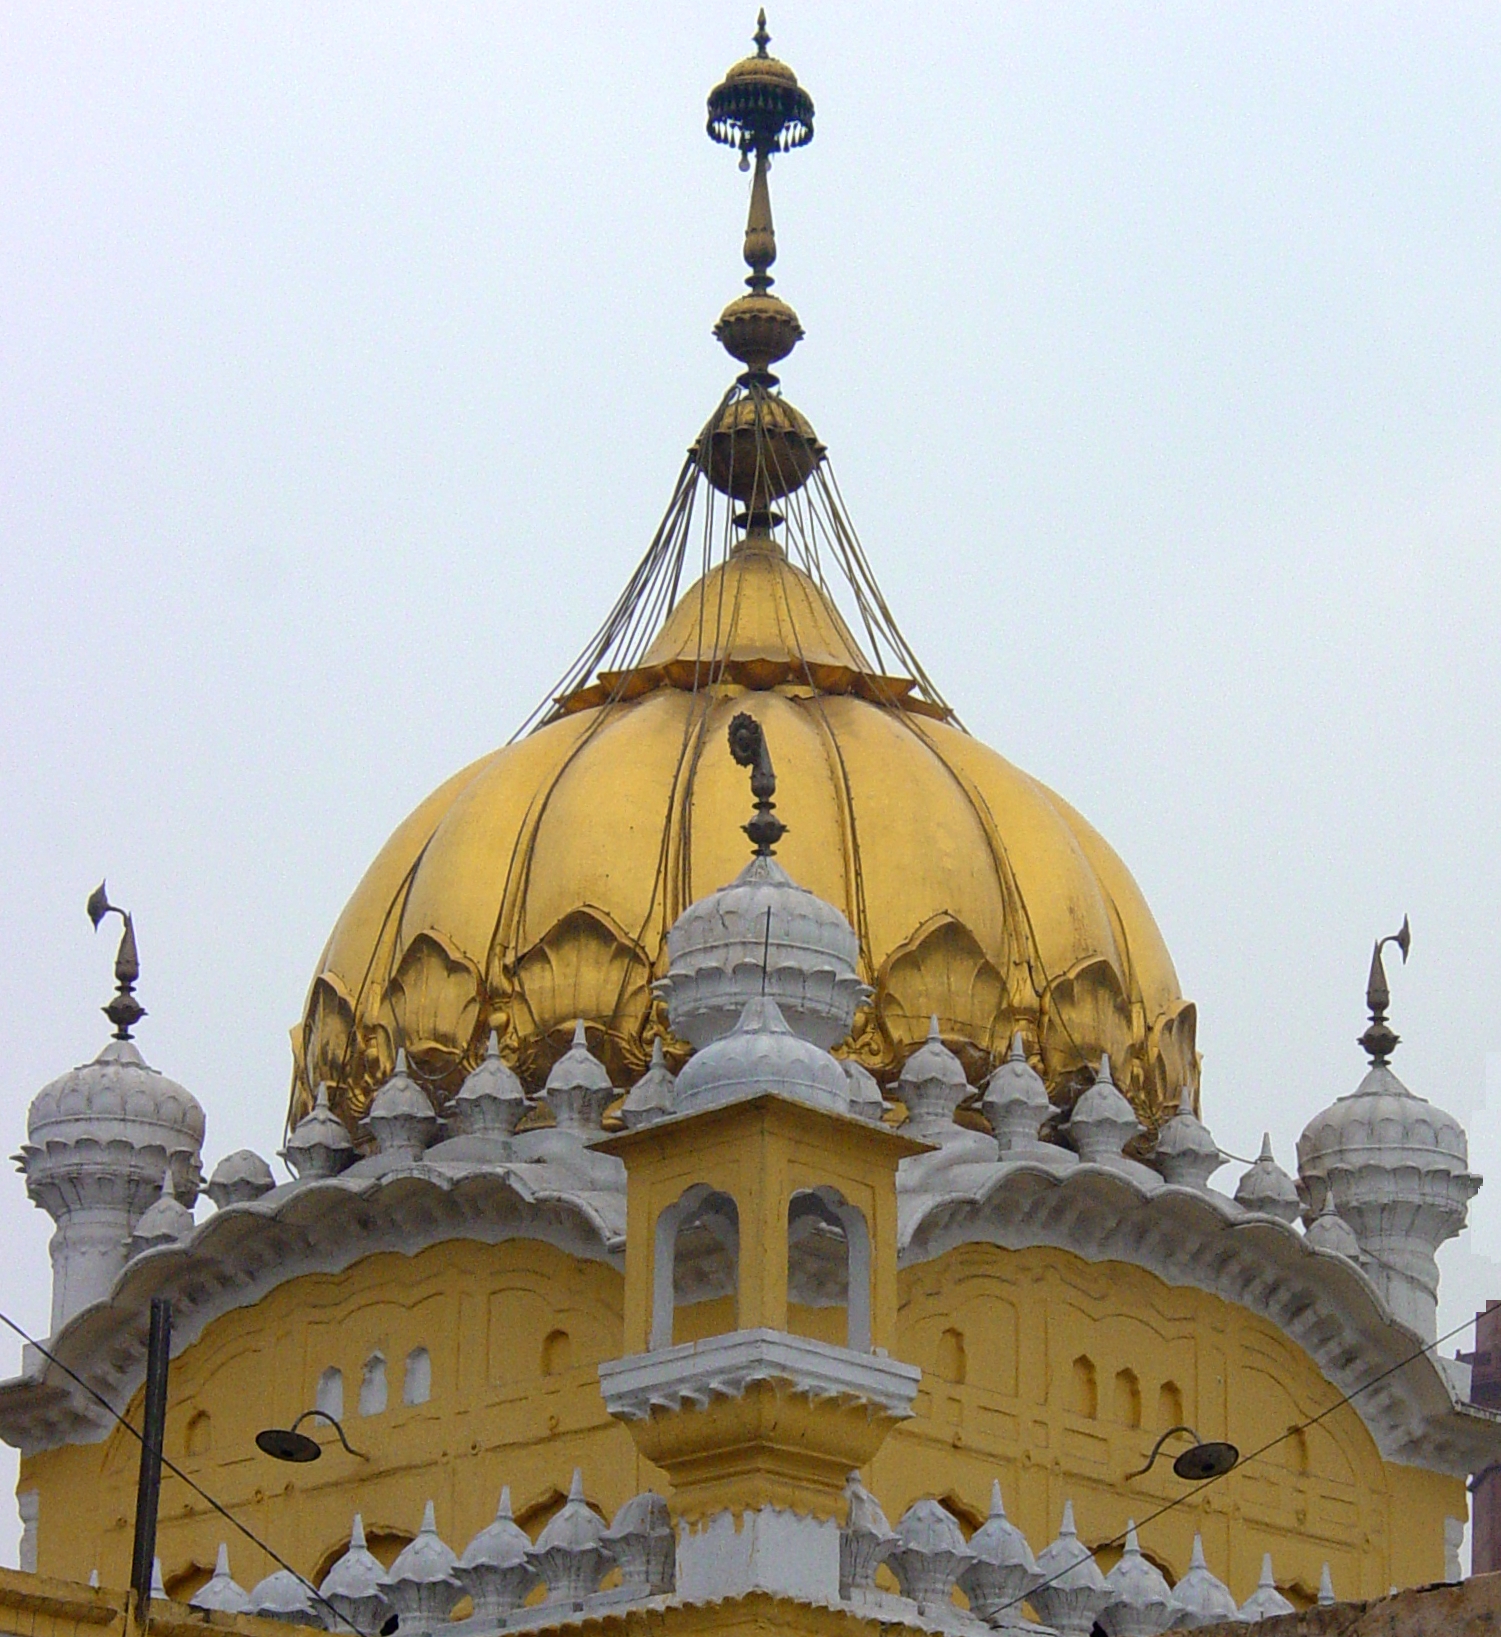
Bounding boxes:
[0,1163,624,1456]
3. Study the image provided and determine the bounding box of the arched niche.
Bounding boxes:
[788,1187,872,1352]
[652,1184,740,1350]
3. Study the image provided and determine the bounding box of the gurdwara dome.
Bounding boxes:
[288,34,1198,1133]
[291,533,1196,1129]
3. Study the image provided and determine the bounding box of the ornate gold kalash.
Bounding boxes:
[290,11,1199,1139]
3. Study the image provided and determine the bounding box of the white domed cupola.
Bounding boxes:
[16,886,205,1333]
[654,713,870,1050]
[1296,921,1480,1339]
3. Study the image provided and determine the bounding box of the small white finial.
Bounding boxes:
[150,1558,165,1598]
[420,1499,438,1535]
[351,1514,366,1550]
[497,1484,513,1519]
[650,1038,665,1066]
[1123,1521,1139,1553]
[1259,1553,1275,1588]
[569,1467,586,1500]
[89,1570,100,1589]
[1098,1054,1114,1084]
[572,1020,588,1049]
[159,1165,176,1201]
[1008,1032,1026,1061]
[989,1478,1005,1518]
[1318,1563,1334,1606]
[486,1029,501,1058]
[1259,1131,1275,1161]
[1060,1498,1077,1536]
[1189,1534,1207,1570]
[214,1544,231,1577]
[928,1015,941,1041]
[1178,1085,1194,1115]
[394,1047,409,1074]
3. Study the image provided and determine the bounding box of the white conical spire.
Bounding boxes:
[1238,1553,1295,1621]
[1154,1084,1224,1190]
[1070,1054,1143,1164]
[1166,1533,1236,1628]
[1318,1564,1335,1606]
[190,1544,250,1614]
[1235,1131,1301,1223]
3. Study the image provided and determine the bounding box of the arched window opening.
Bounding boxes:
[315,1365,344,1422]
[652,1185,739,1349]
[541,1329,574,1376]
[1071,1354,1098,1419]
[1113,1368,1141,1428]
[1157,1380,1183,1428]
[185,1410,212,1456]
[936,1328,967,1385]
[359,1352,387,1417]
[788,1187,872,1352]
[403,1346,432,1405]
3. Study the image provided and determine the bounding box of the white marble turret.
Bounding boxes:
[618,1040,677,1130]
[1234,1133,1301,1223]
[898,1019,970,1142]
[1152,1088,1223,1191]
[449,1032,527,1139]
[956,1479,1039,1631]
[675,995,850,1116]
[281,1083,355,1181]
[319,1514,390,1634]
[384,1500,462,1631]
[1297,936,1481,1339]
[17,1035,204,1334]
[653,852,869,1050]
[1030,1500,1108,1636]
[205,1149,274,1208]
[1068,1056,1143,1168]
[1099,1522,1173,1637]
[190,1546,249,1615]
[366,1049,438,1161]
[455,1487,539,1620]
[982,1034,1053,1157]
[544,1024,616,1137]
[1299,1056,1478,1338]
[1237,1553,1294,1622]
[1166,1534,1237,1629]
[527,1470,611,1607]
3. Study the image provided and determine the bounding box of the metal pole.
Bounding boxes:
[130,1297,172,1616]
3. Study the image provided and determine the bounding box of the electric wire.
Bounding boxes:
[0,1311,370,1637]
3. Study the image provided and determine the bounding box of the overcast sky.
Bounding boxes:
[4,1,1501,1568]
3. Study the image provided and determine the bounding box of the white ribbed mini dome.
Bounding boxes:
[675,995,850,1115]
[655,854,869,1049]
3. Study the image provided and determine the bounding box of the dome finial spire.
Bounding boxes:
[86,880,145,1040]
[1359,915,1411,1066]
[707,15,813,376]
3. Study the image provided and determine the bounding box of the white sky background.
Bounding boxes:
[3,0,1501,1571]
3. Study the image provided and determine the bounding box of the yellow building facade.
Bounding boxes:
[3,16,1494,1637]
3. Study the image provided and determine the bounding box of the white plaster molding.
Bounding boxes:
[0,1161,623,1456]
[901,1156,1501,1477]
[599,1329,921,1422]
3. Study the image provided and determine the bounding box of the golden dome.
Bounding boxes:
[287,18,1197,1137]
[291,538,1197,1133]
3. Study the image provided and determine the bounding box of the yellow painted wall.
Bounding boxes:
[20,1238,1462,1609]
